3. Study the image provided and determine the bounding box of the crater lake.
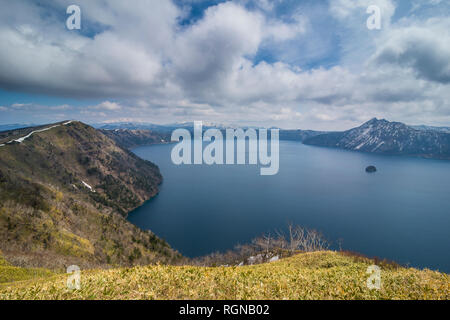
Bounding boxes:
[128,141,450,272]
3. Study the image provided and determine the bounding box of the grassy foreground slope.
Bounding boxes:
[1,252,448,300]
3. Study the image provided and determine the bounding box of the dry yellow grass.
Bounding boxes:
[0,250,55,284]
[0,251,448,300]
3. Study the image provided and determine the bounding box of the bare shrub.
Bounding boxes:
[192,224,329,267]
[283,224,329,253]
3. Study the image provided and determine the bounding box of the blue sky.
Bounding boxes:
[0,0,449,130]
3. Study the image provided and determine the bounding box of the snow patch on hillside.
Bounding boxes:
[82,181,95,193]
[0,121,74,148]
[14,125,60,143]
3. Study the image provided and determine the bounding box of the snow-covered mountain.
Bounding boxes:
[304,118,450,159]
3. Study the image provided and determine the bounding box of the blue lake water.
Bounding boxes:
[128,141,450,272]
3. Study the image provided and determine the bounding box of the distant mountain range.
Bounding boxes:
[303,118,450,160]
[95,122,183,133]
[0,123,39,132]
[94,121,262,133]
[99,118,450,160]
[410,125,450,134]
[279,129,328,142]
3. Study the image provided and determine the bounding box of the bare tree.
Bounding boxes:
[279,224,329,253]
[192,224,329,267]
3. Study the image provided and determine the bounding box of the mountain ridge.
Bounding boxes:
[303,118,450,160]
[0,121,181,269]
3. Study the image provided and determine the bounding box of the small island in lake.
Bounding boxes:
[366,165,377,173]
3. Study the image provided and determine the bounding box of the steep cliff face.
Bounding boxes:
[0,121,180,269]
[304,118,450,159]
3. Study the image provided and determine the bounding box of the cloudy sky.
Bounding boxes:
[0,0,449,130]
